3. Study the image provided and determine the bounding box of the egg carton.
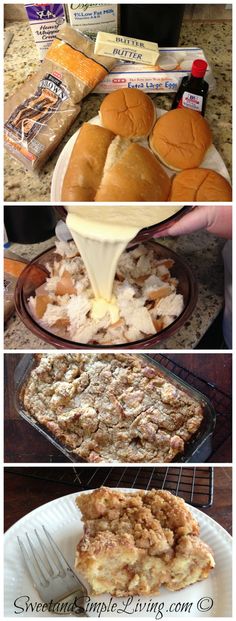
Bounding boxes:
[93,46,215,94]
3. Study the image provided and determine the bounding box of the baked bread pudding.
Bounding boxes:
[28,240,184,345]
[22,353,204,463]
[75,487,215,596]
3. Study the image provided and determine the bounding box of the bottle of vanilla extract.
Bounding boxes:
[171,59,209,116]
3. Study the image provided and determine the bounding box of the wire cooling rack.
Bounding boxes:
[150,354,231,460]
[6,466,214,508]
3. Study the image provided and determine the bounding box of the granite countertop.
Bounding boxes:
[4,230,225,350]
[4,20,232,202]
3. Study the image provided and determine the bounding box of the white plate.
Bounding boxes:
[4,488,232,617]
[51,109,231,202]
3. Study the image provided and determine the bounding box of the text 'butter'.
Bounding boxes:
[94,31,159,65]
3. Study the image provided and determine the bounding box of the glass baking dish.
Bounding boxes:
[13,353,216,464]
[14,240,198,349]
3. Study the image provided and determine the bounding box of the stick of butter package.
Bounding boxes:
[95,31,159,65]
[4,23,115,172]
[93,47,215,94]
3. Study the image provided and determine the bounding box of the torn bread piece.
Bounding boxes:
[153,292,185,317]
[29,242,185,345]
[95,141,171,201]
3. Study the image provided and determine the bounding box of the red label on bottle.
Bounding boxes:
[177,91,203,112]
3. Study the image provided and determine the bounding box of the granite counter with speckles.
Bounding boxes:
[4,20,232,202]
[4,230,226,350]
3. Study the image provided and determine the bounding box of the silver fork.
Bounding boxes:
[17,526,88,616]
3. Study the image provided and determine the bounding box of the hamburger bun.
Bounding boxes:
[149,109,212,171]
[169,168,232,202]
[95,137,171,201]
[61,122,115,201]
[100,88,156,139]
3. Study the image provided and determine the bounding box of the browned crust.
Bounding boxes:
[19,354,205,463]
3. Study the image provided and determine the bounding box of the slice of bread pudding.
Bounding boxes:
[75,487,215,596]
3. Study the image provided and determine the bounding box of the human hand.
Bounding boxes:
[155,206,232,239]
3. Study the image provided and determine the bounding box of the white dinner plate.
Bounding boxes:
[51,109,231,202]
[4,488,232,617]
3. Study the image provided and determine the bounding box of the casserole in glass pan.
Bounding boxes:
[13,353,216,463]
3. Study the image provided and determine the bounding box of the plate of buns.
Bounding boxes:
[51,88,232,203]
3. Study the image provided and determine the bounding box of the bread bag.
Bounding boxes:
[4,23,115,171]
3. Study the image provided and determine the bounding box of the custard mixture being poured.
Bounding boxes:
[66,206,183,322]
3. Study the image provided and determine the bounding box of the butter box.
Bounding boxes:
[95,31,159,65]
[93,47,215,93]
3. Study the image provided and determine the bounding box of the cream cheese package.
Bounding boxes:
[66,4,118,39]
[93,47,215,93]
